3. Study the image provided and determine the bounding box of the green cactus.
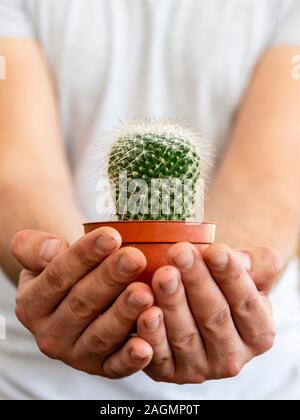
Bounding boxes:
[107,119,208,221]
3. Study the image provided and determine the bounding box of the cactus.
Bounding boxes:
[106,118,210,221]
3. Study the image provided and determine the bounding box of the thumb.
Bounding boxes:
[10,229,69,273]
[235,246,283,293]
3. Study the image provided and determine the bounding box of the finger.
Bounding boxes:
[102,337,153,379]
[61,282,153,351]
[47,247,147,338]
[236,247,283,293]
[204,244,275,353]
[168,243,244,364]
[18,269,37,285]
[152,266,205,374]
[137,306,175,382]
[10,230,69,273]
[23,227,123,316]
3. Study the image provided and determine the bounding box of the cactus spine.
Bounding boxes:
[107,119,209,221]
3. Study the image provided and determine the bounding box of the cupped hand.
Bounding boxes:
[10,228,154,378]
[137,243,283,384]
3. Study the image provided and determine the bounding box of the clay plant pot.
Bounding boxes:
[84,221,216,284]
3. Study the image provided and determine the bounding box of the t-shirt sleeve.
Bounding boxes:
[0,0,34,38]
[272,0,300,47]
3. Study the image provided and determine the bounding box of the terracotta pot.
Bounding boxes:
[83,221,216,284]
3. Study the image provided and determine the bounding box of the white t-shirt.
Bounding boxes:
[1,0,300,400]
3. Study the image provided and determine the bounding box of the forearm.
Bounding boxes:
[206,47,300,264]
[206,176,299,263]
[0,39,84,284]
[0,178,83,284]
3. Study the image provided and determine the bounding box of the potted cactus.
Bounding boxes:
[84,118,216,283]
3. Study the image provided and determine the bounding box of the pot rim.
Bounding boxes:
[83,220,217,226]
[83,220,217,244]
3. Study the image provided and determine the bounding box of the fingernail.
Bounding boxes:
[172,248,194,270]
[159,271,178,294]
[144,316,160,331]
[236,252,252,271]
[118,253,140,274]
[95,233,118,253]
[130,349,148,360]
[127,292,150,309]
[40,239,62,263]
[207,251,228,269]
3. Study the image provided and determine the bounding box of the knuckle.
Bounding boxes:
[72,245,97,268]
[36,334,60,359]
[155,368,205,385]
[201,306,231,331]
[146,369,174,383]
[150,356,172,368]
[15,304,27,326]
[71,360,99,376]
[211,355,242,379]
[175,365,207,384]
[221,269,243,286]
[15,293,31,327]
[220,358,242,379]
[170,332,199,353]
[160,301,177,311]
[102,270,124,290]
[45,261,69,292]
[146,335,163,347]
[176,374,205,385]
[191,375,206,384]
[88,330,112,353]
[252,330,276,354]
[68,292,94,320]
[104,365,122,380]
[100,258,126,289]
[150,375,164,383]
[236,294,260,315]
[173,378,187,385]
[214,335,238,355]
[115,304,135,326]
[15,291,23,311]
[71,360,86,373]
[147,365,206,385]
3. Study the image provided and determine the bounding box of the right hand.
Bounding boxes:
[10,228,154,378]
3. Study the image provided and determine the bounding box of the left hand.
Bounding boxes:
[137,243,283,384]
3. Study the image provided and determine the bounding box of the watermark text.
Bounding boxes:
[0,55,6,80]
[291,55,300,80]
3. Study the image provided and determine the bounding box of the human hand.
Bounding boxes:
[10,228,154,378]
[137,243,283,384]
